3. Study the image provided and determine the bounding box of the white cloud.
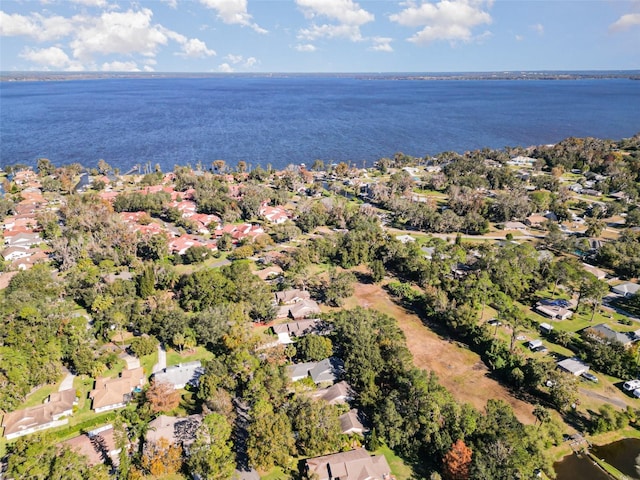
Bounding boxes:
[180,38,216,57]
[530,23,544,35]
[390,0,492,45]
[218,62,234,72]
[610,13,640,32]
[223,54,258,68]
[369,36,393,52]
[515,34,523,41]
[199,0,267,33]
[298,23,364,41]
[296,0,374,26]
[226,53,244,64]
[69,0,108,6]
[295,0,373,43]
[0,11,76,41]
[70,8,170,60]
[295,43,317,52]
[5,7,216,70]
[20,46,84,70]
[101,60,140,71]
[160,0,179,8]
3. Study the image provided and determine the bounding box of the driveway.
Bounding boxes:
[119,352,141,370]
[58,368,76,391]
[152,344,167,374]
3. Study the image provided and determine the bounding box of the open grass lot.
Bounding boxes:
[373,445,414,480]
[165,346,214,367]
[349,282,537,424]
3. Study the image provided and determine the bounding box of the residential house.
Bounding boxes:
[2,389,77,440]
[61,424,120,467]
[535,299,573,320]
[503,221,528,231]
[506,156,536,168]
[277,299,321,319]
[586,324,636,348]
[395,234,416,244]
[611,282,640,298]
[1,246,31,262]
[557,357,590,376]
[254,265,284,281]
[272,318,325,344]
[89,368,145,413]
[582,263,607,280]
[525,214,547,228]
[145,414,202,448]
[152,361,204,390]
[259,203,289,224]
[5,232,41,248]
[286,358,344,385]
[286,361,319,382]
[11,250,49,271]
[274,289,311,305]
[304,448,393,480]
[339,409,367,436]
[168,235,202,255]
[310,381,355,405]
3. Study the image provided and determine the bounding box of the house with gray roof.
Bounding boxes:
[339,409,367,435]
[310,381,355,405]
[152,361,204,390]
[272,318,325,344]
[277,299,321,319]
[286,358,344,385]
[557,357,590,376]
[586,324,636,348]
[611,282,640,298]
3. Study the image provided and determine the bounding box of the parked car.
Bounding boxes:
[581,372,598,383]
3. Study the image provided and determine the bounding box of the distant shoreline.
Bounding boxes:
[1,70,639,83]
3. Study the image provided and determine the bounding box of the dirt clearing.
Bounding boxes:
[349,282,537,424]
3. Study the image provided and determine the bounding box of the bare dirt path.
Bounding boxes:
[350,282,537,425]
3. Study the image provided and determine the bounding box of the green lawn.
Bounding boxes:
[260,466,293,480]
[165,346,214,368]
[373,445,414,480]
[20,383,61,409]
[140,350,159,377]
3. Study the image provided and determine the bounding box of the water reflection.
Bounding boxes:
[554,439,640,480]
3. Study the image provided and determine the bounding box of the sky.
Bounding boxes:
[0,0,639,73]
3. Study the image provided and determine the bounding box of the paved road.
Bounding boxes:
[152,344,167,374]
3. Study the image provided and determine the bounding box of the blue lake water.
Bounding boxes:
[1,76,639,172]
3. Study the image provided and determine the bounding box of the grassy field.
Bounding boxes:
[165,346,214,367]
[373,445,414,480]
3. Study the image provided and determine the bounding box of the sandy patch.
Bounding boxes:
[351,282,537,424]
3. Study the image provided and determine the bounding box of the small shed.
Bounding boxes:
[528,339,543,350]
[539,323,554,334]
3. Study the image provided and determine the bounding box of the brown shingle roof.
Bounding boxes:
[305,448,392,480]
[89,368,145,411]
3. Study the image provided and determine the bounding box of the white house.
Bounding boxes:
[2,389,77,440]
